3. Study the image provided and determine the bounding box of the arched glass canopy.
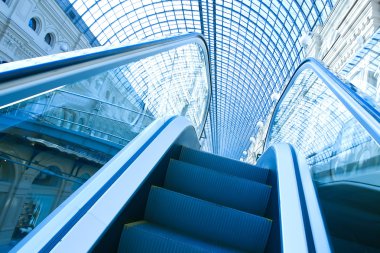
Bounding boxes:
[56,0,337,159]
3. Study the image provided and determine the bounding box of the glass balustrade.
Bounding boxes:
[267,68,380,252]
[0,36,210,251]
[339,28,380,113]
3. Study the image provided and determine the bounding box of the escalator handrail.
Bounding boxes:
[11,116,199,252]
[257,143,332,253]
[265,57,380,149]
[0,32,212,139]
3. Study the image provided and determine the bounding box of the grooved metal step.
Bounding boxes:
[179,146,269,184]
[118,221,241,253]
[145,186,272,253]
[165,159,271,215]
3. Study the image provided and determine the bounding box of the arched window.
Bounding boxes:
[28,18,38,31]
[44,33,53,46]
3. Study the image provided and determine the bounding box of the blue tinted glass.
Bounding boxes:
[55,0,335,158]
[267,69,380,251]
[0,39,209,249]
[339,28,380,113]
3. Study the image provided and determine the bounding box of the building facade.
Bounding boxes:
[0,0,90,63]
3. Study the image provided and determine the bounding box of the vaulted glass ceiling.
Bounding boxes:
[56,0,337,159]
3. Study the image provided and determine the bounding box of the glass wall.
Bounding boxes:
[267,69,380,252]
[0,40,209,251]
[55,0,337,158]
[340,28,380,113]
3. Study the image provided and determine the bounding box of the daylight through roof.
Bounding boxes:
[56,0,337,159]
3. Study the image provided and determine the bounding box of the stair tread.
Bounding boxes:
[179,146,269,184]
[165,159,271,215]
[145,186,272,253]
[118,221,242,253]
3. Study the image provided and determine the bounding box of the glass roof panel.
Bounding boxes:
[56,0,335,159]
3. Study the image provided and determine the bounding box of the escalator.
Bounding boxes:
[7,114,321,253]
[0,34,379,253]
[118,147,271,252]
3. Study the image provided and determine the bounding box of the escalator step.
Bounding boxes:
[145,186,272,253]
[118,221,241,253]
[165,159,271,215]
[179,146,269,184]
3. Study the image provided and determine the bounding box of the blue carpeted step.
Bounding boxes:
[165,159,271,215]
[179,146,269,184]
[118,221,241,253]
[145,186,272,253]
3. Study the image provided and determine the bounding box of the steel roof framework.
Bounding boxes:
[56,0,336,159]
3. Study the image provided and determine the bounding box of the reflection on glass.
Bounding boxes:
[340,39,380,112]
[267,70,380,252]
[0,42,209,250]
